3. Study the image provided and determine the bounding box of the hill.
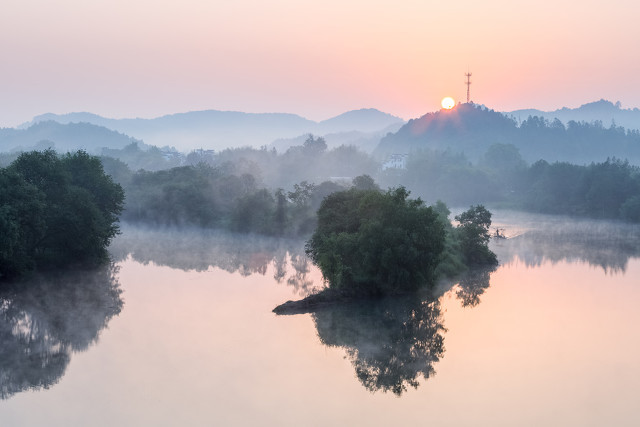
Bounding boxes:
[20,109,405,151]
[317,108,404,134]
[0,121,137,153]
[376,103,640,165]
[507,99,640,131]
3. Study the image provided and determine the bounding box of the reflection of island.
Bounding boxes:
[0,265,123,400]
[313,295,445,395]
[279,266,492,395]
[110,225,321,296]
[490,216,640,273]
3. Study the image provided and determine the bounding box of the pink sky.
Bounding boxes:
[1,0,639,127]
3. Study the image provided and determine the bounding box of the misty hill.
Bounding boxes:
[271,122,404,153]
[316,108,404,134]
[507,99,640,131]
[0,121,137,153]
[20,109,405,151]
[376,103,640,165]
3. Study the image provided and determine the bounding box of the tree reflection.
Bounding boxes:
[110,225,322,296]
[0,265,123,400]
[454,266,495,308]
[313,296,445,395]
[275,215,640,395]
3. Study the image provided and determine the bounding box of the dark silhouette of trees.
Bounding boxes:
[0,150,124,279]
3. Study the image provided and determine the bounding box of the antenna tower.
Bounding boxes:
[465,72,472,103]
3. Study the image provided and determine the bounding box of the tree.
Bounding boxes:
[482,143,527,172]
[306,187,446,295]
[454,205,498,266]
[232,189,276,234]
[0,150,124,279]
[352,174,380,191]
[287,181,316,234]
[302,134,327,156]
[0,169,46,277]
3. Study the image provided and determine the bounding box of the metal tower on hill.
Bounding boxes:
[465,72,472,103]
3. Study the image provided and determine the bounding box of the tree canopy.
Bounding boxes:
[0,150,124,280]
[305,187,446,296]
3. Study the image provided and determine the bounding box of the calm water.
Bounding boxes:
[1,212,639,426]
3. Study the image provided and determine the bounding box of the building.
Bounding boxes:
[382,153,409,170]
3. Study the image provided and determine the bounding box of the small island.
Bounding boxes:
[274,184,498,314]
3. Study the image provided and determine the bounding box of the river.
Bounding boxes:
[1,211,639,426]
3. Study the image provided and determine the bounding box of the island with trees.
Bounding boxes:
[273,184,498,314]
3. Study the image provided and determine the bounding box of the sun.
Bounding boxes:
[441,97,455,110]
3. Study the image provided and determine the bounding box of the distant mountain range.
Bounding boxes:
[17,108,405,151]
[0,121,137,153]
[505,99,640,130]
[5,100,640,162]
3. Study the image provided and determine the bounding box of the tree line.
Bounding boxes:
[388,146,640,223]
[97,133,640,224]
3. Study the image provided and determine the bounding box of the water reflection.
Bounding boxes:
[491,215,640,273]
[452,267,493,308]
[306,266,493,395]
[110,225,321,296]
[313,295,445,395]
[111,220,640,395]
[0,265,123,400]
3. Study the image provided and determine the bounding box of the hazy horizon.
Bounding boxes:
[8,98,640,132]
[2,0,639,128]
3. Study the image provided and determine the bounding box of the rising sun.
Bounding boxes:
[441,97,455,109]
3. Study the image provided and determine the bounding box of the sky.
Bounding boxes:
[1,0,639,127]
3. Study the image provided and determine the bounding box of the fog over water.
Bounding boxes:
[0,212,639,425]
[490,211,640,273]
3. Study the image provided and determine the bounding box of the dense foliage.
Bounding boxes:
[98,135,377,190]
[111,158,355,236]
[384,147,640,222]
[93,127,640,225]
[301,186,498,299]
[519,158,640,220]
[305,187,447,296]
[0,150,124,279]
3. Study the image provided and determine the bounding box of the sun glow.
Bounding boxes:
[441,97,455,109]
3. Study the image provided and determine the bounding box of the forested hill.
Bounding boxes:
[375,103,640,165]
[0,121,137,153]
[20,109,405,151]
[507,99,640,131]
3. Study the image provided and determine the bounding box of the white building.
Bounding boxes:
[382,154,409,170]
